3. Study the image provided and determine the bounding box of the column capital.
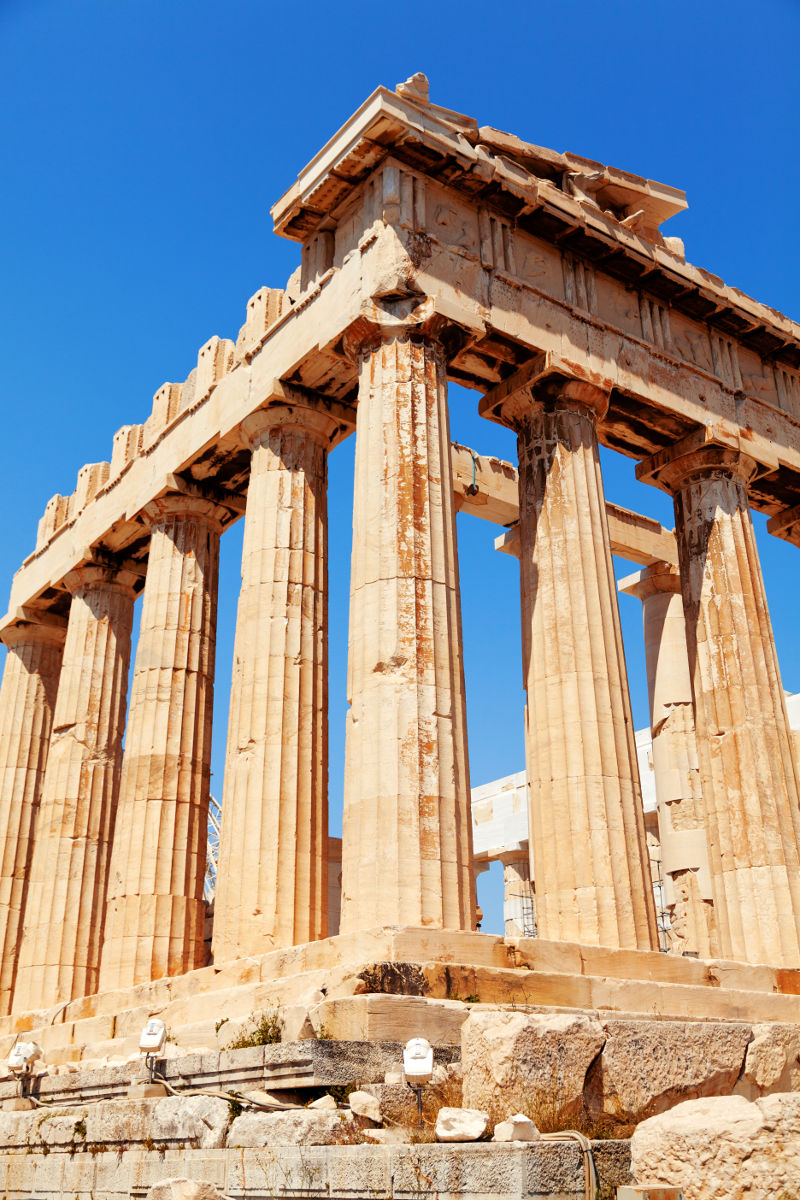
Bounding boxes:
[479,355,610,430]
[241,395,353,452]
[496,847,531,869]
[637,427,758,494]
[618,561,682,603]
[0,615,67,649]
[64,562,141,598]
[342,301,451,363]
[142,492,230,531]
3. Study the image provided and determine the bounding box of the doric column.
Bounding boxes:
[638,435,800,967]
[619,563,716,957]
[481,369,657,950]
[12,565,136,1012]
[212,399,350,962]
[0,620,65,1014]
[340,325,476,933]
[99,495,227,991]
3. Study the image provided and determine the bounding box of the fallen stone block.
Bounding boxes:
[362,1126,409,1144]
[735,1021,800,1098]
[493,1113,540,1142]
[146,1180,225,1200]
[348,1089,381,1123]
[586,1019,751,1122]
[461,1009,605,1121]
[435,1106,489,1142]
[630,1092,800,1198]
[149,1095,231,1149]
[227,1108,357,1146]
[361,1081,420,1126]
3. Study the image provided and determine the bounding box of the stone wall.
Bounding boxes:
[0,1139,630,1200]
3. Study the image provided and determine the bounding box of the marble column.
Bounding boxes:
[0,620,65,1014]
[340,330,476,933]
[639,438,800,967]
[99,496,226,991]
[619,563,716,957]
[13,566,136,1013]
[482,374,657,950]
[213,401,348,962]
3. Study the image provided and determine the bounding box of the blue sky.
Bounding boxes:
[1,0,798,935]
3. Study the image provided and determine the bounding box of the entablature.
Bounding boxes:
[5,78,800,630]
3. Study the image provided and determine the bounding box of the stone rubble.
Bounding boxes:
[492,1113,540,1142]
[227,1108,357,1147]
[347,1089,381,1123]
[434,1106,490,1142]
[147,1181,227,1200]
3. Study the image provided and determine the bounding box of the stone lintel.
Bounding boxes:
[496,508,678,569]
[451,443,519,524]
[767,502,800,547]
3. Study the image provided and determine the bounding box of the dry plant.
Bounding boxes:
[326,1113,371,1145]
[478,1062,647,1141]
[223,1010,281,1050]
[383,1072,464,1138]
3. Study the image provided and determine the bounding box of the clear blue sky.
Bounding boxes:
[1,0,798,935]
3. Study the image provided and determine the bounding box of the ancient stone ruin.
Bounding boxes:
[1,73,799,1198]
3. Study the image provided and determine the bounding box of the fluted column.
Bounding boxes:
[99,496,226,991]
[619,563,716,957]
[340,329,476,933]
[0,620,65,1014]
[213,401,349,962]
[13,566,136,1012]
[481,372,657,950]
[639,437,800,966]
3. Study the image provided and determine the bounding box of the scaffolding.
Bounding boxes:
[204,794,221,902]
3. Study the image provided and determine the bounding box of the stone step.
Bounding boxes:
[6,926,800,1042]
[0,1039,459,1107]
[0,1138,632,1200]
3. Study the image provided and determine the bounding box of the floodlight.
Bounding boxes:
[139,1018,167,1056]
[8,1041,41,1076]
[403,1037,434,1086]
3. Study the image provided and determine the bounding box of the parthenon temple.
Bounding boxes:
[1,73,800,1195]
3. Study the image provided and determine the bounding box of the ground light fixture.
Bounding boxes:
[8,1040,42,1101]
[8,1041,41,1077]
[139,1018,167,1082]
[403,1036,434,1124]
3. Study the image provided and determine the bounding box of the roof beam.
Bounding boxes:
[451,443,678,567]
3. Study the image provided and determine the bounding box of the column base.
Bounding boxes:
[3,926,800,1069]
